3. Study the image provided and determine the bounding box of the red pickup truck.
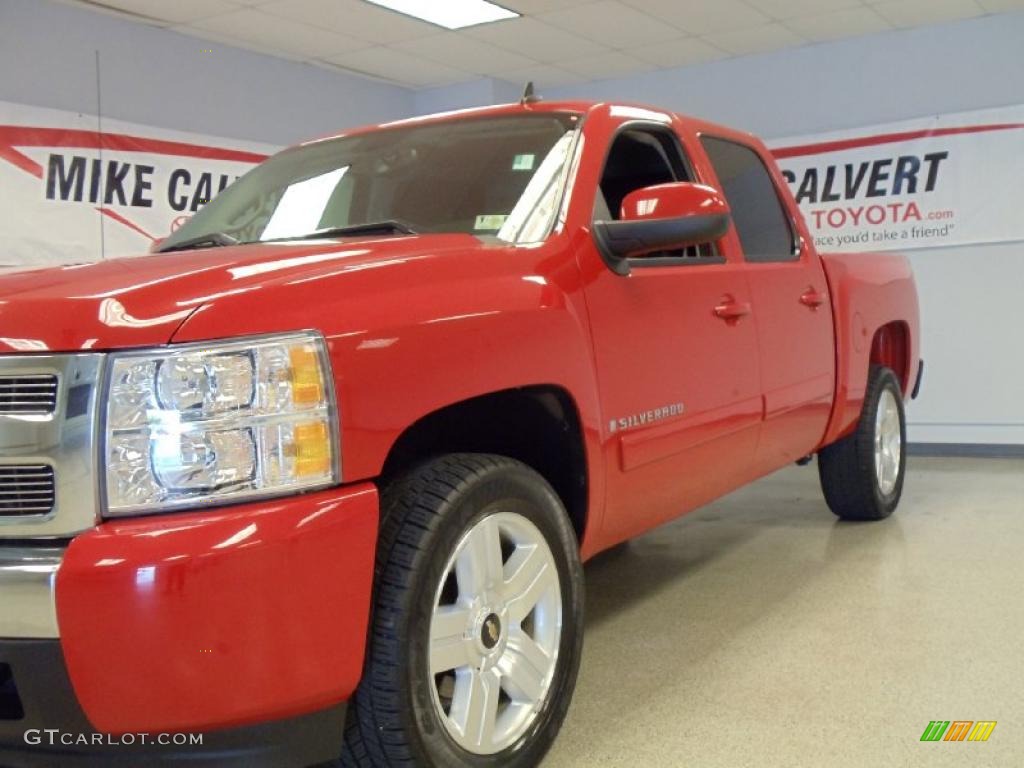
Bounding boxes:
[0,100,920,767]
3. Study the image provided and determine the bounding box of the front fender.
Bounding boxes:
[171,239,607,551]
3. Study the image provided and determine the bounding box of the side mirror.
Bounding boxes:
[593,182,731,275]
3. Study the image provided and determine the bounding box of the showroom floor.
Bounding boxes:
[543,457,1023,767]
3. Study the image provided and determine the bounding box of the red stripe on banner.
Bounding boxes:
[771,122,1024,159]
[0,126,270,163]
[0,144,44,178]
[96,207,156,242]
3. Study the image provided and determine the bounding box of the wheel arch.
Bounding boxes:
[380,385,590,545]
[869,320,912,394]
[818,250,920,448]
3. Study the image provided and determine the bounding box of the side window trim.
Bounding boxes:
[699,133,801,263]
[593,120,694,220]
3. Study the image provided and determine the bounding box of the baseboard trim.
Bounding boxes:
[908,442,1024,458]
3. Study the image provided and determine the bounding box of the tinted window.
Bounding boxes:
[597,129,690,219]
[161,114,578,250]
[701,137,795,262]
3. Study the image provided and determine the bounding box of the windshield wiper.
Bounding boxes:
[261,220,419,243]
[157,231,239,253]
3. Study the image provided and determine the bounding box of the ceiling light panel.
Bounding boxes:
[365,0,519,30]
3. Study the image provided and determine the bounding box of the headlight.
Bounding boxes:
[103,332,339,516]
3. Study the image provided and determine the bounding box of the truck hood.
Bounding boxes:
[0,234,481,353]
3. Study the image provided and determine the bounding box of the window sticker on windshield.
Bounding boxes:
[475,214,509,230]
[512,154,535,171]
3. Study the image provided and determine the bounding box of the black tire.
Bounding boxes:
[818,366,907,521]
[342,454,584,767]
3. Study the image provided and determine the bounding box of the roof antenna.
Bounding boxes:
[520,81,541,105]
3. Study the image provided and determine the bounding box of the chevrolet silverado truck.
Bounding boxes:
[0,100,920,768]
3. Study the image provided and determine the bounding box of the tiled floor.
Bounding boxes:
[543,457,1024,767]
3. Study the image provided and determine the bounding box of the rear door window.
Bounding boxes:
[701,136,796,262]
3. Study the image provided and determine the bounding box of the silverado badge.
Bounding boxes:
[609,403,685,434]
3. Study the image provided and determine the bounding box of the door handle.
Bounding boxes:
[799,288,827,309]
[713,298,752,321]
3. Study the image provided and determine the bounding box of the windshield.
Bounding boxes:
[160,113,580,251]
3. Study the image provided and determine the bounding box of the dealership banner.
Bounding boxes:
[769,105,1024,252]
[0,101,278,266]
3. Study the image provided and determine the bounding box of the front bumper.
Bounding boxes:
[0,547,62,638]
[0,482,378,765]
[0,639,347,767]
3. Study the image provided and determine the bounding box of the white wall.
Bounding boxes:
[905,242,1022,446]
[0,0,413,145]
[542,12,1024,139]
[413,78,522,116]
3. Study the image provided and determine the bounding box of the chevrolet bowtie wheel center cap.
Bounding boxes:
[481,613,501,649]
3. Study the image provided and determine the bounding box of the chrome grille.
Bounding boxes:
[0,354,103,536]
[0,375,58,414]
[0,465,56,517]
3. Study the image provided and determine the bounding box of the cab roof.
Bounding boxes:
[301,100,757,149]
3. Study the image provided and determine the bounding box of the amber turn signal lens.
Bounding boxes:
[294,420,331,477]
[289,345,324,406]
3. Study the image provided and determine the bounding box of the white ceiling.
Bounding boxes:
[61,0,1023,88]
